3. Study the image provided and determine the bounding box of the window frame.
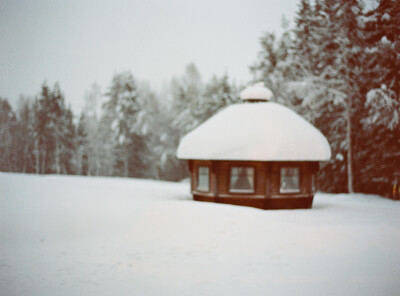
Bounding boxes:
[311,173,316,193]
[229,166,256,194]
[196,165,210,192]
[279,166,301,194]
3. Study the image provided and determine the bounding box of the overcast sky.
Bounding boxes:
[0,0,299,113]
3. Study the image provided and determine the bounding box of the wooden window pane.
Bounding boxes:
[230,167,254,193]
[280,167,300,193]
[197,166,209,191]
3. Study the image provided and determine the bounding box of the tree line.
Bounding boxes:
[1,0,399,197]
[0,66,238,182]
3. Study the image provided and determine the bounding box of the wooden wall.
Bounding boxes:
[190,160,319,209]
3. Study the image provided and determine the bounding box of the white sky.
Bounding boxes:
[0,0,299,113]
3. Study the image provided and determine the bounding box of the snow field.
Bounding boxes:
[1,173,400,296]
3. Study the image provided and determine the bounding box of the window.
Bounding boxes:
[280,167,300,193]
[230,167,255,193]
[197,166,209,191]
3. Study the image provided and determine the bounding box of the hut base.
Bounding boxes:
[265,197,314,210]
[193,194,313,210]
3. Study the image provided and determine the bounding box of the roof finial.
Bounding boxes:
[240,82,273,102]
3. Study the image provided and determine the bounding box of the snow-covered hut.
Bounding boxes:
[177,82,331,209]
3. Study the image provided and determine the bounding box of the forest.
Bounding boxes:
[0,0,399,197]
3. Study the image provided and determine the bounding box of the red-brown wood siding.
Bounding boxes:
[189,160,319,209]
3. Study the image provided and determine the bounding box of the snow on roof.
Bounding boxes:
[239,82,273,101]
[177,102,331,161]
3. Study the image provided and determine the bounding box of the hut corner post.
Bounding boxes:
[263,164,272,209]
[188,160,193,193]
[212,162,219,203]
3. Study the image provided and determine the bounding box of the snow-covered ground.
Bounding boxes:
[1,173,399,296]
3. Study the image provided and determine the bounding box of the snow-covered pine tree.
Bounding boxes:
[294,0,313,67]
[102,71,150,178]
[15,97,35,173]
[133,82,166,179]
[33,82,76,174]
[53,84,76,174]
[250,24,296,105]
[79,84,104,176]
[357,0,400,195]
[161,64,204,181]
[170,63,204,137]
[290,0,365,193]
[161,64,238,181]
[0,98,18,172]
[251,0,376,193]
[96,110,117,176]
[76,112,89,175]
[197,74,239,124]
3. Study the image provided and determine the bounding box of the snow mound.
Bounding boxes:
[239,82,273,101]
[177,102,331,161]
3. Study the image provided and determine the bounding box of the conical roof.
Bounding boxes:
[177,102,331,161]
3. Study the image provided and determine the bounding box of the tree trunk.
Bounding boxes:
[76,149,82,175]
[124,153,129,177]
[34,138,40,174]
[95,153,99,176]
[41,150,46,174]
[346,98,354,193]
[22,144,28,173]
[55,139,61,174]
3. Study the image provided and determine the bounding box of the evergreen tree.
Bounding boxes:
[162,64,238,181]
[133,82,166,179]
[357,0,400,195]
[170,63,204,137]
[76,112,89,175]
[15,97,36,173]
[199,74,239,123]
[34,82,76,174]
[250,21,298,108]
[0,98,18,171]
[81,84,103,176]
[161,64,204,181]
[102,71,149,178]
